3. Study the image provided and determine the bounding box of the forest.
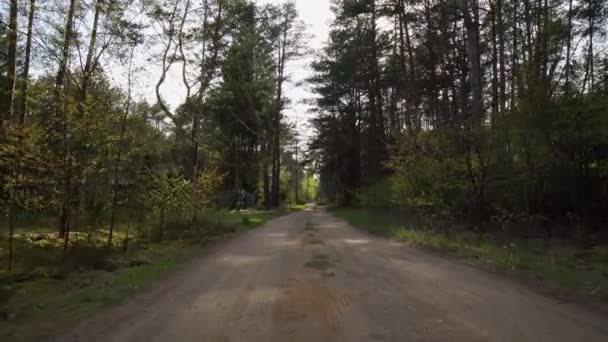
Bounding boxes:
[0,0,315,274]
[310,0,608,245]
[2,0,608,340]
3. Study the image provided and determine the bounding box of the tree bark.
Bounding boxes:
[564,0,573,96]
[155,0,181,123]
[497,0,506,113]
[55,0,78,237]
[584,6,595,93]
[108,47,135,247]
[491,3,499,118]
[271,20,288,207]
[461,0,483,125]
[19,0,36,125]
[263,142,271,207]
[511,0,518,109]
[294,137,299,204]
[6,0,18,126]
[81,0,102,103]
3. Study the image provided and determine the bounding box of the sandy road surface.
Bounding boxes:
[56,208,608,341]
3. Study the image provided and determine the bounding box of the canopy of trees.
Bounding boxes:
[0,0,310,271]
[310,0,608,239]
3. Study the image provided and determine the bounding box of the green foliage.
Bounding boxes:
[309,0,608,240]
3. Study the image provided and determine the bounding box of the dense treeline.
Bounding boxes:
[310,0,608,240]
[0,0,311,271]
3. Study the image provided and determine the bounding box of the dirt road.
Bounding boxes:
[57,208,608,341]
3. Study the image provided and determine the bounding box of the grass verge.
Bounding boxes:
[0,208,291,341]
[331,207,608,301]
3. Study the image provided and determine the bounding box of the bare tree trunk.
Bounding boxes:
[294,137,299,204]
[80,0,102,103]
[461,0,483,125]
[6,0,18,126]
[541,0,549,94]
[523,0,532,63]
[19,0,36,125]
[366,0,384,183]
[396,0,409,129]
[263,142,271,207]
[564,0,573,96]
[403,4,417,130]
[511,0,518,109]
[491,3,499,119]
[177,0,194,181]
[272,24,288,207]
[587,13,595,92]
[56,0,78,237]
[155,0,181,123]
[108,47,135,247]
[497,0,506,113]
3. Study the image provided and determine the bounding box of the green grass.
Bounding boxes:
[0,241,198,341]
[0,208,291,342]
[332,208,608,300]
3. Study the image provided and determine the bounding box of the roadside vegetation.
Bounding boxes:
[0,208,291,341]
[333,208,608,301]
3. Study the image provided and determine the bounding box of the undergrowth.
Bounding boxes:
[0,208,289,341]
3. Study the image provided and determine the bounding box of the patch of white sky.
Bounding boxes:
[109,0,334,144]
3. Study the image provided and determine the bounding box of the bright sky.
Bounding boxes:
[148,0,333,142]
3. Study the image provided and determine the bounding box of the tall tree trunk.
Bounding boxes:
[564,0,573,96]
[294,137,299,204]
[176,0,193,181]
[586,11,595,92]
[6,0,18,126]
[368,0,384,182]
[497,0,506,113]
[491,3,499,119]
[396,0,409,130]
[55,0,78,237]
[81,0,102,103]
[19,0,36,125]
[523,0,532,63]
[108,47,135,247]
[541,0,549,94]
[461,0,483,125]
[403,5,417,130]
[263,142,270,207]
[190,0,222,221]
[511,0,518,108]
[271,18,288,207]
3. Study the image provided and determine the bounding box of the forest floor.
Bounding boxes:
[49,207,608,341]
[0,209,290,341]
